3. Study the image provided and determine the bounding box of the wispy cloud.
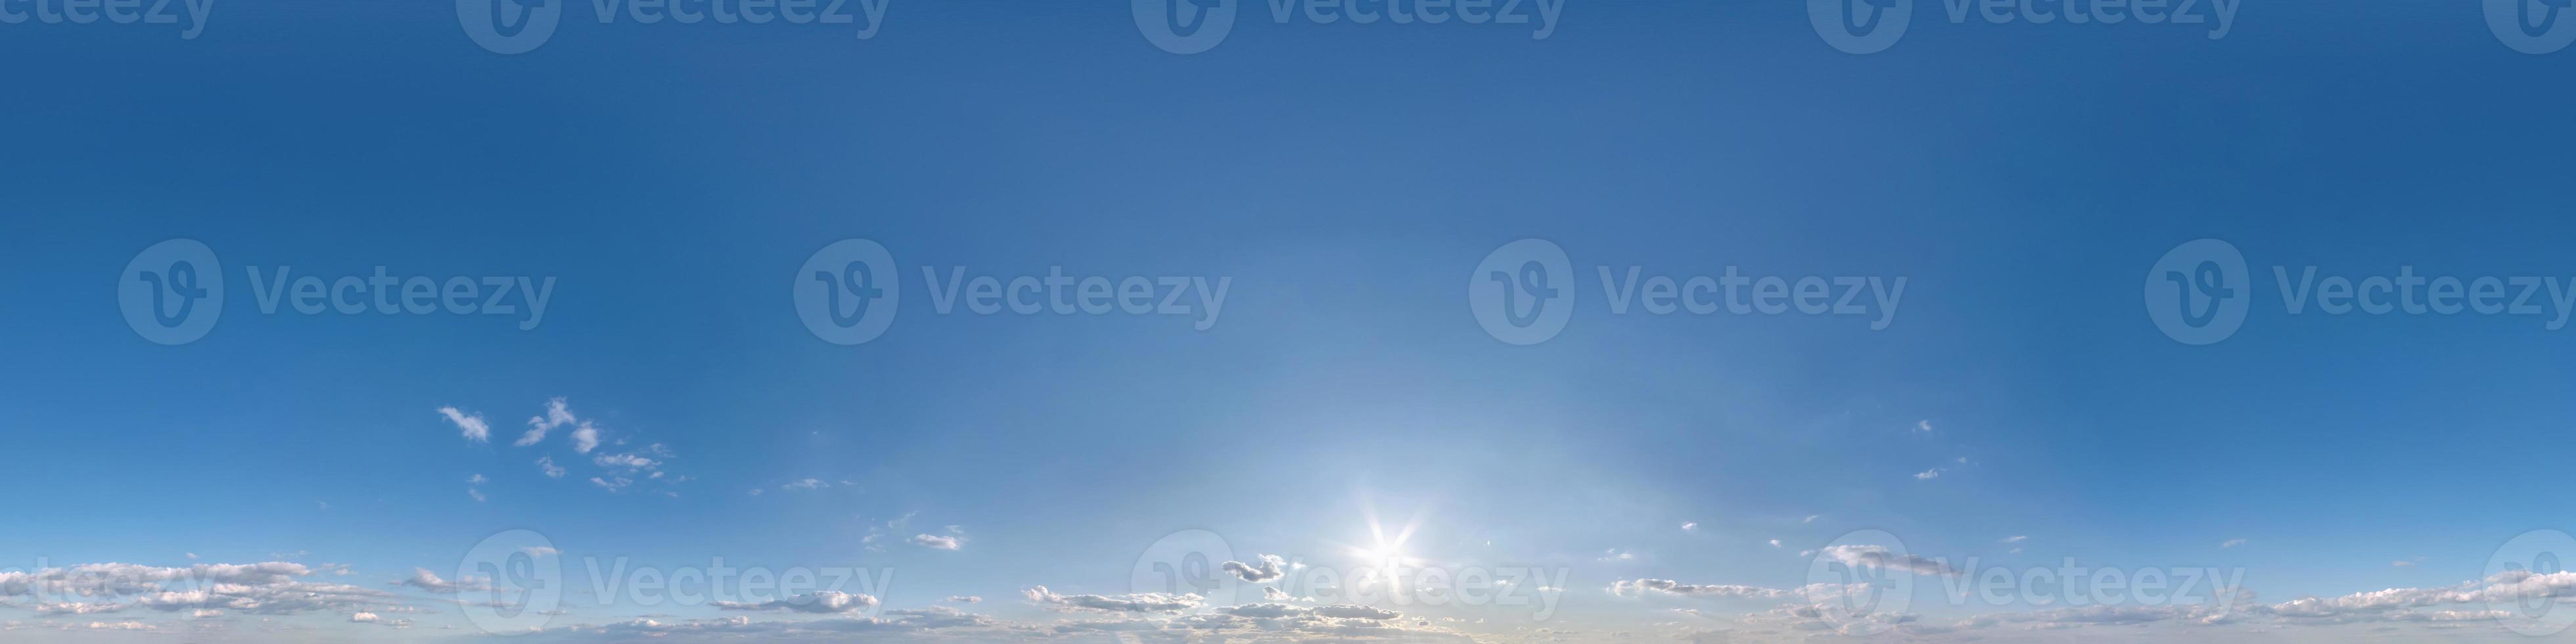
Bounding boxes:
[1818,544,1960,576]
[1021,586,1201,614]
[517,397,576,446]
[436,407,490,443]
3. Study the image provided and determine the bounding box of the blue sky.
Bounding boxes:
[7,0,2576,641]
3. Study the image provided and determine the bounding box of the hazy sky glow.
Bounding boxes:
[9,0,2576,643]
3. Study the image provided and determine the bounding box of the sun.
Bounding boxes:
[1336,495,1428,588]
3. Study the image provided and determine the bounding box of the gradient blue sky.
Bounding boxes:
[5,0,2576,641]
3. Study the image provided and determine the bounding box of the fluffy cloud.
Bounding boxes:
[593,452,660,471]
[1218,603,1402,620]
[1023,586,1202,614]
[437,407,490,442]
[35,602,124,615]
[909,534,962,551]
[1222,555,1286,582]
[394,568,488,593]
[946,595,982,603]
[571,423,600,453]
[0,561,404,618]
[711,591,879,614]
[537,456,566,478]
